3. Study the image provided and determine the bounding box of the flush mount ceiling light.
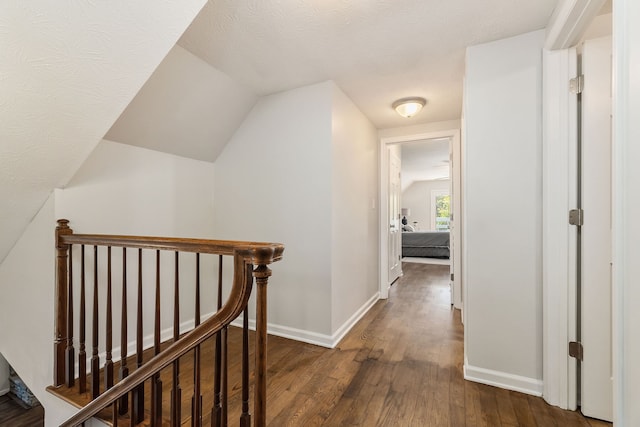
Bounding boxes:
[392,97,427,118]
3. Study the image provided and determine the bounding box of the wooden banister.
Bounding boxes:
[58,233,284,263]
[51,219,284,427]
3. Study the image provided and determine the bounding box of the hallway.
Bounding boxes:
[52,262,612,426]
[258,262,612,425]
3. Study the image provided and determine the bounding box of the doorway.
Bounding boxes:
[378,126,462,310]
[542,6,613,420]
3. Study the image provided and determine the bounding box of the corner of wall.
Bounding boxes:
[464,360,544,397]
[0,192,64,418]
[329,83,380,334]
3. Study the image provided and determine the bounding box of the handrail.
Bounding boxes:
[54,219,284,426]
[59,233,284,264]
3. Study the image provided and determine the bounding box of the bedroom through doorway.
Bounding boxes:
[379,126,462,310]
[400,138,452,268]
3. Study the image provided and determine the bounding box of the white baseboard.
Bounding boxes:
[464,362,543,397]
[75,312,216,375]
[231,292,380,349]
[329,292,380,347]
[73,292,380,373]
[230,318,334,348]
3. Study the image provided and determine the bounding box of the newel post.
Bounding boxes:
[253,264,272,427]
[54,219,72,387]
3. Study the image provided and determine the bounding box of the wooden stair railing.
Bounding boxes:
[48,219,284,427]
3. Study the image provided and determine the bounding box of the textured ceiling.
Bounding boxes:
[0,0,207,263]
[178,0,558,129]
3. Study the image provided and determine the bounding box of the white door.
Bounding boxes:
[388,149,402,283]
[580,35,613,422]
[448,144,454,305]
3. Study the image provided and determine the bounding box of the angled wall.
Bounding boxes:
[330,84,379,338]
[213,81,334,339]
[0,141,215,425]
[213,81,379,346]
[0,0,207,264]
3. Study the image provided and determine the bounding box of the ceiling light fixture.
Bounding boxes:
[392,97,427,118]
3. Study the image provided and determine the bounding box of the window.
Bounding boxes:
[431,190,450,231]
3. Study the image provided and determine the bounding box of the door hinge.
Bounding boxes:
[570,75,584,94]
[450,273,454,281]
[569,209,584,226]
[569,341,583,361]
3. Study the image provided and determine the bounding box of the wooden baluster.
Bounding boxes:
[112,398,118,427]
[211,255,223,427]
[66,244,75,387]
[79,245,87,393]
[171,252,182,427]
[253,264,272,427]
[151,250,163,427]
[221,325,228,427]
[192,253,202,427]
[91,245,100,399]
[119,248,129,415]
[104,247,114,391]
[240,307,250,427]
[131,248,145,425]
[54,219,71,387]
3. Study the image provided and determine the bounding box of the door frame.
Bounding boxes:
[542,0,608,411]
[541,46,579,410]
[378,126,462,308]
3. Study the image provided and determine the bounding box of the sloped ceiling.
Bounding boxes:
[178,0,558,129]
[105,45,256,162]
[108,0,558,162]
[0,0,207,263]
[401,138,450,191]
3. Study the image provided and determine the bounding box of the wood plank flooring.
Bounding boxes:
[257,262,612,426]
[0,394,44,427]
[50,261,612,426]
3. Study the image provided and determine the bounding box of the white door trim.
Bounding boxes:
[379,127,462,308]
[545,0,607,50]
[611,1,638,424]
[541,0,613,411]
[541,47,578,410]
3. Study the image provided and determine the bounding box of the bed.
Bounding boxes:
[402,230,450,258]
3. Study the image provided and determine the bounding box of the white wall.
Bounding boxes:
[330,84,379,335]
[463,30,544,394]
[0,194,80,426]
[56,140,215,238]
[402,179,450,231]
[613,0,640,424]
[0,141,216,425]
[213,81,334,338]
[0,353,9,395]
[214,81,379,345]
[56,140,218,357]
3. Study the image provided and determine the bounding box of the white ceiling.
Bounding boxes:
[401,138,450,190]
[105,45,256,162]
[107,0,559,162]
[178,0,558,129]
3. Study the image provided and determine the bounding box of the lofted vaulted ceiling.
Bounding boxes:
[401,138,450,191]
[107,0,558,162]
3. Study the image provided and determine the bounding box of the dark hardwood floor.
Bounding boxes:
[255,261,612,426]
[0,394,44,427]
[52,261,612,426]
